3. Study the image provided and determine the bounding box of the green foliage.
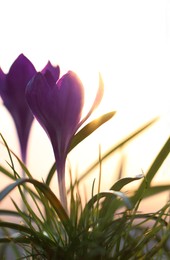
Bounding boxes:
[0,117,170,259]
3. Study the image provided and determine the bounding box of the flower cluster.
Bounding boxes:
[0,54,103,210]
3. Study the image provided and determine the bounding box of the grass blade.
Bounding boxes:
[72,117,158,188]
[0,178,72,234]
[131,137,170,205]
[69,111,116,152]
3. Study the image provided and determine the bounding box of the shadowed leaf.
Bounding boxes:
[110,175,143,191]
[69,111,116,152]
[142,185,170,198]
[79,190,132,227]
[87,190,132,209]
[0,165,15,180]
[0,178,72,234]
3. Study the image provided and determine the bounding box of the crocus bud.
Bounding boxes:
[0,54,36,164]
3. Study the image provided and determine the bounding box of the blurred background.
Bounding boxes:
[0,0,169,211]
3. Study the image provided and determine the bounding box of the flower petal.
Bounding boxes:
[0,67,5,82]
[56,71,84,133]
[5,54,36,102]
[26,72,52,136]
[0,68,5,94]
[41,61,60,83]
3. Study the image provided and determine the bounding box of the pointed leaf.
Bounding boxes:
[0,222,36,236]
[110,175,143,191]
[46,163,56,186]
[81,190,131,221]
[142,184,170,198]
[87,190,132,209]
[0,222,58,247]
[0,165,15,180]
[101,175,143,213]
[131,137,170,205]
[79,190,132,227]
[0,210,24,218]
[69,111,116,152]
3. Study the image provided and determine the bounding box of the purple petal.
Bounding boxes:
[0,68,5,96]
[0,68,5,82]
[0,54,36,163]
[5,54,36,100]
[41,61,60,82]
[25,73,53,137]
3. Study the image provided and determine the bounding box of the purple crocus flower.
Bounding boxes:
[0,54,36,164]
[0,54,60,166]
[26,69,103,210]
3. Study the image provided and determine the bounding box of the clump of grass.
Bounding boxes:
[0,119,169,259]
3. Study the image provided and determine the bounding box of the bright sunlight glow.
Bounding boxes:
[0,0,169,204]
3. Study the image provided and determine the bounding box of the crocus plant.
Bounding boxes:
[0,54,167,259]
[26,68,104,211]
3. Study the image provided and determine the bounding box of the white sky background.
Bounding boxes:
[0,0,170,205]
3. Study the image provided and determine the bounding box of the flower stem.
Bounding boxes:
[21,148,27,212]
[57,165,68,213]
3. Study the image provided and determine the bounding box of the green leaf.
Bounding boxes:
[46,163,56,187]
[79,190,132,227]
[88,190,132,209]
[72,117,158,187]
[0,221,37,237]
[0,210,24,218]
[110,175,143,191]
[0,165,15,180]
[69,111,116,152]
[0,222,58,248]
[0,178,72,234]
[101,175,143,213]
[143,185,170,198]
[131,137,170,205]
[0,134,18,178]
